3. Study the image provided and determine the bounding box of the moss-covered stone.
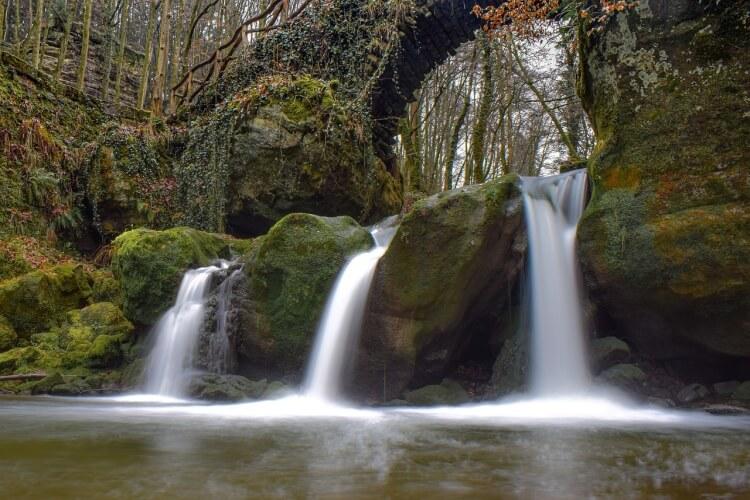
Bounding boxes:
[178,75,402,236]
[403,379,470,406]
[0,302,133,377]
[235,213,373,377]
[86,124,177,239]
[578,1,750,359]
[112,227,232,325]
[354,176,525,401]
[0,315,17,352]
[0,264,93,337]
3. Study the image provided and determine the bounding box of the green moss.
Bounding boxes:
[0,302,133,376]
[384,175,519,349]
[0,315,17,352]
[177,74,401,235]
[0,264,93,337]
[240,214,373,373]
[578,2,750,357]
[112,227,230,324]
[89,269,123,306]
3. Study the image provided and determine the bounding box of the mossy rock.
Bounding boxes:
[112,227,232,325]
[0,302,133,377]
[178,76,402,236]
[354,176,525,401]
[403,379,470,406]
[0,264,93,337]
[577,1,750,360]
[0,315,17,352]
[236,213,373,378]
[188,373,267,401]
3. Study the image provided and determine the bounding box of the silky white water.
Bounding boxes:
[144,262,228,397]
[304,218,398,401]
[521,170,590,395]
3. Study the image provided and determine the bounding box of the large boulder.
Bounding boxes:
[111,227,236,325]
[0,264,93,337]
[353,176,525,401]
[178,76,402,236]
[578,2,750,363]
[234,213,374,378]
[0,301,134,376]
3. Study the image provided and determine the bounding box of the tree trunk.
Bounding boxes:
[100,0,116,101]
[510,36,580,162]
[399,101,422,193]
[75,0,92,92]
[13,0,19,47]
[168,0,185,113]
[137,0,158,110]
[30,0,44,69]
[54,0,75,81]
[113,0,132,106]
[0,0,7,44]
[469,32,492,185]
[151,0,171,116]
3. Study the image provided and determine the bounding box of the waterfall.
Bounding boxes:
[304,218,398,401]
[521,170,590,396]
[205,267,243,375]
[144,262,228,397]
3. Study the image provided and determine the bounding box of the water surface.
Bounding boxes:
[1,395,749,498]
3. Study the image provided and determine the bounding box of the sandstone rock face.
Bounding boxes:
[578,1,750,363]
[353,176,526,401]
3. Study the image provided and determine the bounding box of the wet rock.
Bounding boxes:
[188,373,267,401]
[49,378,93,396]
[112,227,238,325]
[713,380,740,397]
[235,214,373,379]
[597,364,646,392]
[30,372,65,395]
[490,326,528,396]
[577,2,750,366]
[591,337,631,372]
[646,397,676,409]
[355,176,525,401]
[262,381,291,399]
[701,404,750,416]
[732,382,750,401]
[403,379,470,406]
[676,383,710,404]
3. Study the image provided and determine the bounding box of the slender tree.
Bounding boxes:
[30,0,45,69]
[467,32,492,185]
[137,0,159,110]
[54,0,76,81]
[100,0,116,101]
[113,0,132,106]
[510,36,580,161]
[0,0,7,44]
[151,0,171,116]
[76,0,93,92]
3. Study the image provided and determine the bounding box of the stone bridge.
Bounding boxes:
[367,0,492,158]
[206,0,493,158]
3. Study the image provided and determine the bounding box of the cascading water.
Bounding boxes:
[304,218,398,401]
[205,267,243,375]
[521,169,590,395]
[144,261,228,397]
